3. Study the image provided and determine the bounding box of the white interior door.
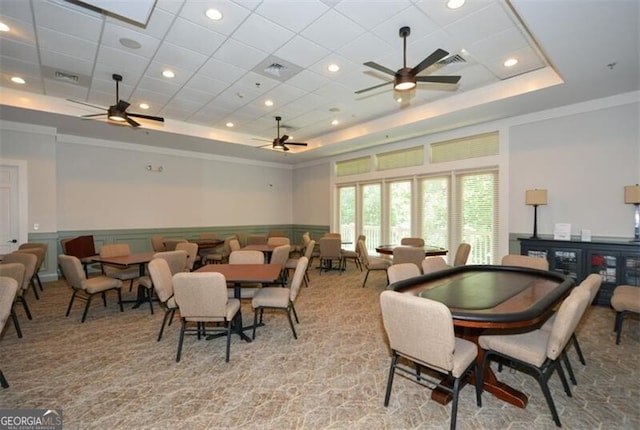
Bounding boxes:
[0,161,26,255]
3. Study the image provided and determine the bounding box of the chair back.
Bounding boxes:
[229,239,241,252]
[578,273,602,304]
[268,229,286,238]
[289,257,309,302]
[323,233,341,239]
[175,242,198,271]
[400,237,424,247]
[150,236,166,252]
[199,233,218,240]
[247,235,267,245]
[58,254,86,289]
[18,243,47,268]
[303,240,316,260]
[501,254,549,271]
[164,239,187,251]
[301,232,311,246]
[0,263,25,294]
[1,252,37,292]
[60,238,71,254]
[153,250,188,275]
[393,246,424,271]
[173,272,229,320]
[356,240,370,267]
[267,236,290,246]
[388,263,421,284]
[319,237,341,260]
[229,250,264,264]
[0,277,19,331]
[421,256,449,274]
[380,290,456,372]
[270,245,291,266]
[453,243,471,266]
[148,258,175,305]
[16,247,46,271]
[99,243,131,258]
[546,287,591,360]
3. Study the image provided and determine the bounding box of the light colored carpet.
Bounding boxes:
[0,265,638,430]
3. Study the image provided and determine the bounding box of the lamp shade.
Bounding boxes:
[624,185,640,204]
[525,189,548,206]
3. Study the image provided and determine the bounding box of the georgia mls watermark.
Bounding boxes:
[0,409,62,430]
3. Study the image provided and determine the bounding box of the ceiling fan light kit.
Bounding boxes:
[260,116,308,152]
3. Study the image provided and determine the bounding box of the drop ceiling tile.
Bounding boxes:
[444,2,514,47]
[416,0,496,27]
[155,0,185,15]
[335,0,411,30]
[153,42,208,72]
[0,55,42,81]
[0,38,39,63]
[231,13,295,53]
[199,57,247,84]
[467,27,530,62]
[168,89,212,108]
[178,1,252,36]
[262,83,307,106]
[0,16,37,45]
[39,49,94,76]
[214,38,268,71]
[137,73,182,95]
[105,6,175,39]
[337,32,395,65]
[36,27,98,62]
[485,46,545,79]
[301,9,365,52]
[159,98,205,120]
[183,74,229,97]
[164,17,226,57]
[275,37,330,69]
[101,21,161,59]
[43,78,89,99]
[234,71,280,93]
[0,0,33,23]
[254,1,329,33]
[33,1,103,42]
[370,5,440,44]
[94,47,150,80]
[285,69,330,92]
[130,87,173,106]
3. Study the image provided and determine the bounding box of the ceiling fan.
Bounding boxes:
[355,26,461,95]
[259,116,308,151]
[68,74,164,127]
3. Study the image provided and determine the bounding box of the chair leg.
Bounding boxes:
[383,352,398,406]
[0,369,8,389]
[168,308,176,326]
[570,333,586,365]
[65,291,78,317]
[555,360,572,397]
[30,279,39,300]
[225,321,232,362]
[176,320,186,362]
[81,294,94,323]
[450,376,462,430]
[36,273,43,291]
[535,368,562,427]
[19,297,32,320]
[117,289,123,312]
[10,309,22,338]
[474,363,482,407]
[147,289,154,315]
[362,270,370,288]
[286,310,298,339]
[102,291,107,307]
[561,351,577,386]
[252,309,259,340]
[157,309,171,341]
[615,311,625,345]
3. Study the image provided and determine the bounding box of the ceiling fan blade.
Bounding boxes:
[116,100,130,112]
[284,142,308,147]
[416,75,461,84]
[411,48,450,76]
[128,112,165,123]
[355,81,393,94]
[124,116,140,127]
[67,99,106,110]
[81,113,107,118]
[363,61,396,76]
[279,135,290,144]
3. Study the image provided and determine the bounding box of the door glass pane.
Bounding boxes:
[459,173,496,264]
[362,183,381,253]
[421,177,448,249]
[389,181,412,245]
[338,186,356,246]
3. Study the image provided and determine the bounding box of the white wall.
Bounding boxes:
[292,162,331,225]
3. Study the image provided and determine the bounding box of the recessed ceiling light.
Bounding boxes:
[447,0,466,9]
[226,122,234,128]
[0,22,10,32]
[11,76,25,84]
[264,100,274,107]
[327,63,340,73]
[139,103,149,110]
[331,119,339,126]
[162,69,175,78]
[205,8,222,20]
[119,38,141,49]
[504,58,519,67]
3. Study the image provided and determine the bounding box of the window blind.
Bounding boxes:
[430,132,498,163]
[335,157,371,177]
[376,146,424,171]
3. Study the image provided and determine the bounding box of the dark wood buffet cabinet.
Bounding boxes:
[519,238,640,306]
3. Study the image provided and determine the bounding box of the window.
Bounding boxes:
[388,181,412,245]
[420,176,449,249]
[338,186,356,245]
[362,183,381,253]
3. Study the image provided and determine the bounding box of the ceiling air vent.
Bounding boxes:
[437,54,466,65]
[252,56,303,82]
[264,63,287,78]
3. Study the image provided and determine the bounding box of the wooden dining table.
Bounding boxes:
[196,263,283,342]
[388,264,574,409]
[375,244,448,256]
[91,252,156,308]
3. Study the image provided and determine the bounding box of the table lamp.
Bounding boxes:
[624,184,640,242]
[525,189,547,239]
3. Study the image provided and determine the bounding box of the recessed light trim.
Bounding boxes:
[447,0,465,9]
[327,63,340,73]
[0,22,10,32]
[139,103,149,110]
[331,119,339,126]
[226,122,234,128]
[162,69,175,78]
[11,76,25,84]
[206,8,222,20]
[264,100,274,107]
[504,58,519,67]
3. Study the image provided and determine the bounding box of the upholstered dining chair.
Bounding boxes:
[252,256,309,340]
[452,243,471,266]
[173,272,240,363]
[175,242,199,271]
[147,258,178,341]
[3,251,39,301]
[99,244,140,291]
[285,239,315,287]
[17,242,48,292]
[358,240,391,288]
[478,287,591,428]
[387,263,421,284]
[58,254,123,322]
[501,254,549,271]
[247,235,267,245]
[380,290,482,430]
[229,238,241,253]
[392,246,425,272]
[205,235,235,264]
[611,284,640,345]
[318,237,344,274]
[267,236,290,246]
[0,263,26,338]
[341,234,364,271]
[137,250,187,314]
[269,244,291,284]
[400,237,425,247]
[150,236,166,252]
[421,256,449,274]
[228,250,265,299]
[0,276,19,388]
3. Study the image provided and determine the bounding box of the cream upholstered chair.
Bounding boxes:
[252,257,309,340]
[148,258,178,341]
[269,244,291,284]
[58,254,123,322]
[387,263,421,284]
[173,272,240,363]
[199,232,218,240]
[150,236,166,252]
[421,256,449,274]
[318,237,344,273]
[285,239,315,287]
[137,250,187,314]
[0,263,26,338]
[479,287,591,427]
[229,239,241,252]
[247,234,267,245]
[268,229,286,238]
[400,237,425,247]
[228,250,265,299]
[452,243,471,266]
[342,234,364,271]
[611,284,640,345]
[501,254,549,271]
[18,243,48,292]
[392,246,425,271]
[0,276,19,388]
[175,242,199,271]
[205,235,235,264]
[380,291,481,430]
[358,240,391,288]
[99,244,140,291]
[164,239,187,251]
[267,236,290,246]
[3,251,39,301]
